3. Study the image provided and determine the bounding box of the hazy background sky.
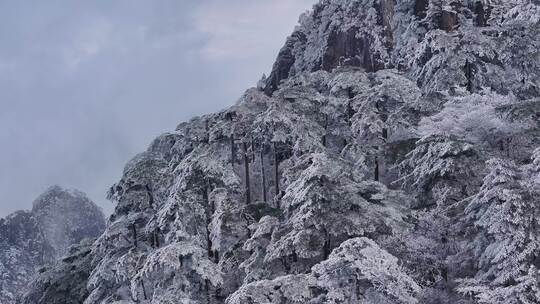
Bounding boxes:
[0,0,316,217]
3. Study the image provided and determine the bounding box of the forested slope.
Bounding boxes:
[21,1,539,303]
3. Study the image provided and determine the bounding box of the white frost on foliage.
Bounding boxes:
[228,237,420,304]
[139,242,222,286]
[312,237,421,304]
[418,91,527,145]
[459,157,540,303]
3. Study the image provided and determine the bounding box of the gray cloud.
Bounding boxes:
[0,0,316,216]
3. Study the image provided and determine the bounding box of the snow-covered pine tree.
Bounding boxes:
[19,239,95,304]
[252,152,411,281]
[228,237,421,304]
[458,157,540,303]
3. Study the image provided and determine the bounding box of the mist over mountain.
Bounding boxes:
[12,0,540,303]
[0,186,105,304]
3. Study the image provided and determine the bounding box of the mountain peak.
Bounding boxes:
[32,185,87,210]
[0,187,106,304]
[30,185,105,258]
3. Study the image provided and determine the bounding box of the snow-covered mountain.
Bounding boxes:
[20,0,540,303]
[0,186,105,304]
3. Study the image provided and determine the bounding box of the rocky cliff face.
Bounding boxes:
[21,1,540,303]
[0,186,105,304]
[265,0,539,99]
[265,0,394,94]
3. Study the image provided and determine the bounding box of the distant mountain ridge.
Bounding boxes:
[0,186,106,304]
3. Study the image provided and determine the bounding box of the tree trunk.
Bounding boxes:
[205,279,211,304]
[251,139,256,163]
[203,183,213,259]
[203,119,209,143]
[131,224,138,248]
[243,142,251,205]
[153,228,160,248]
[141,279,148,300]
[260,143,267,202]
[474,1,488,26]
[281,257,290,273]
[374,156,380,182]
[323,228,331,259]
[347,101,354,126]
[465,60,474,92]
[145,185,154,208]
[273,142,280,204]
[230,135,236,164]
[322,113,328,147]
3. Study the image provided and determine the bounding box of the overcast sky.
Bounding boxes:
[0,0,316,217]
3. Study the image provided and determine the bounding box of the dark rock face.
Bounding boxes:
[414,0,429,19]
[265,25,380,96]
[322,27,381,73]
[264,31,307,95]
[264,0,394,95]
[268,0,539,98]
[0,186,106,304]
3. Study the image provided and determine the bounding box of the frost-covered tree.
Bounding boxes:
[458,157,540,303]
[530,147,540,189]
[311,237,421,304]
[228,237,421,304]
[240,215,281,284]
[19,240,95,304]
[134,241,223,303]
[418,91,528,148]
[245,152,411,280]
[395,134,483,300]
[88,141,175,302]
[398,135,481,208]
[251,87,324,201]
[349,70,421,182]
